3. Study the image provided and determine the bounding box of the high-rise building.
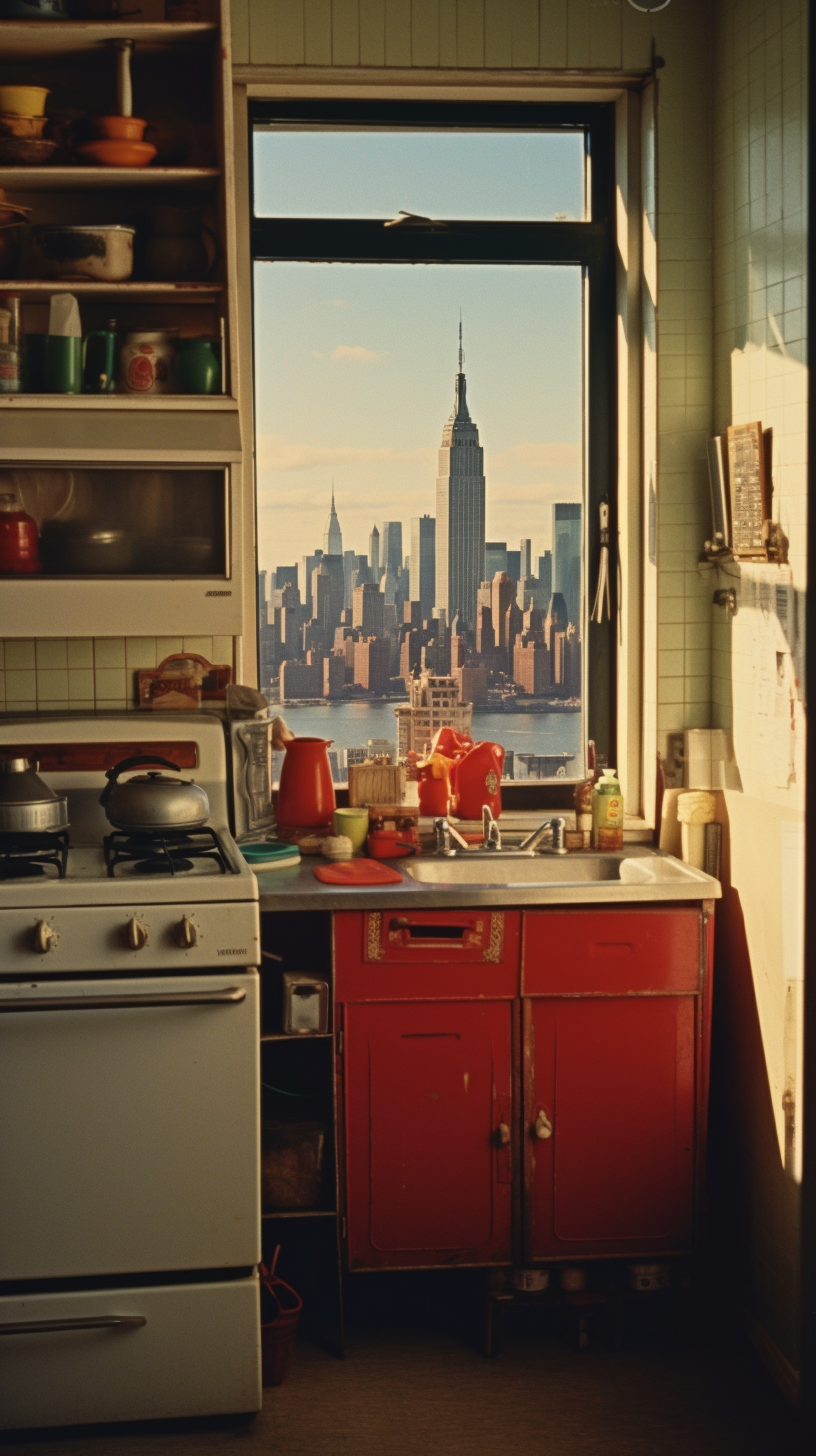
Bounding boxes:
[553,503,582,627]
[352,582,384,637]
[300,550,322,616]
[257,570,268,627]
[353,637,391,693]
[520,538,532,579]
[505,549,521,583]
[435,324,485,630]
[410,514,436,619]
[274,565,298,590]
[537,551,552,604]
[343,549,357,610]
[485,542,507,581]
[491,571,516,649]
[369,525,380,581]
[395,671,473,756]
[323,485,343,556]
[381,521,403,577]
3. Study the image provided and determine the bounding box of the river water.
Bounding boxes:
[269,700,584,780]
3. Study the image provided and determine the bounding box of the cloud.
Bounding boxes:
[257,434,435,472]
[311,344,384,363]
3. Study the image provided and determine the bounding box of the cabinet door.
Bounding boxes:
[525,997,696,1260]
[343,1001,513,1270]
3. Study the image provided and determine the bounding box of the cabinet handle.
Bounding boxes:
[0,987,246,1014]
[0,1315,146,1337]
[534,1109,553,1140]
[389,917,411,930]
[496,1122,511,1147]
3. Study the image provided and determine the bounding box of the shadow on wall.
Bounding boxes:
[707,802,801,1382]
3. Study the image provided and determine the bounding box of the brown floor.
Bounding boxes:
[0,1293,799,1456]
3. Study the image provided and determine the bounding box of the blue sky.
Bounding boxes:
[253,130,584,577]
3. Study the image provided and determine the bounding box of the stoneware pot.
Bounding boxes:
[32,224,135,282]
[119,329,176,394]
[276,738,335,831]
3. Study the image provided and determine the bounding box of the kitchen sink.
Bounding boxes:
[401,851,707,888]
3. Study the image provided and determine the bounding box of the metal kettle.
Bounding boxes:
[99,755,210,832]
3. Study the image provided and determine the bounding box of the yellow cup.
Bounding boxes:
[0,86,50,118]
[332,807,369,854]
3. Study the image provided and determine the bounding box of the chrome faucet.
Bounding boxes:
[482,804,502,851]
[433,817,471,857]
[518,816,568,856]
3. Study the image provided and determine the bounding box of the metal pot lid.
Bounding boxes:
[0,757,64,806]
[124,770,192,787]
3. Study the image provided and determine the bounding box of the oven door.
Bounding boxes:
[0,972,259,1282]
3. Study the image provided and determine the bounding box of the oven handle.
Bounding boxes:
[0,987,247,1014]
[0,1315,147,1336]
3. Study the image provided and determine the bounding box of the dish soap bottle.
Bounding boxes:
[592,768,624,850]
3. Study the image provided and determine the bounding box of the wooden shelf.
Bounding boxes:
[0,281,223,301]
[261,1033,334,1043]
[0,167,220,192]
[0,394,237,410]
[0,21,219,59]
[262,1210,337,1220]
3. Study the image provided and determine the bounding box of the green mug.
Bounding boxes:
[43,335,82,395]
[82,326,117,394]
[332,807,370,854]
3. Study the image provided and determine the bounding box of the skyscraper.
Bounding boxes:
[484,541,507,582]
[553,503,582,627]
[381,521,403,577]
[323,485,343,557]
[369,524,380,582]
[537,550,552,604]
[410,514,436,619]
[520,538,532,579]
[435,323,485,630]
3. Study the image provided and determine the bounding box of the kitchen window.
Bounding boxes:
[249,102,616,802]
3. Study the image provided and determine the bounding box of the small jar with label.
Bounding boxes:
[591,767,624,850]
[0,293,22,395]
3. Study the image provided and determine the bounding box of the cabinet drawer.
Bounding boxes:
[334,910,520,1001]
[522,909,701,995]
[0,1276,261,1430]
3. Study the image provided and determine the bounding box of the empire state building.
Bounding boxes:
[435,325,485,630]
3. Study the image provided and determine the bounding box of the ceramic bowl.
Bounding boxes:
[32,224,135,282]
[76,139,157,169]
[0,86,50,118]
[0,113,48,139]
[90,116,147,142]
[0,137,58,167]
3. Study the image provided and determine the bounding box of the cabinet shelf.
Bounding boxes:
[0,167,220,192]
[0,281,223,305]
[262,1210,337,1221]
[0,21,219,59]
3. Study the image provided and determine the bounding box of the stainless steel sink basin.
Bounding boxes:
[401,851,708,889]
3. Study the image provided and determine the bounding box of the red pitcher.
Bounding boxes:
[276,737,335,830]
[451,741,505,821]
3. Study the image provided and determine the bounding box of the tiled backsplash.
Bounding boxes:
[0,638,235,714]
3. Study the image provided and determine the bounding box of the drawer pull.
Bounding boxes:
[497,1121,511,1147]
[534,1108,553,1140]
[0,1315,147,1336]
[0,987,246,1014]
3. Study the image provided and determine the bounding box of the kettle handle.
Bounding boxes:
[99,755,180,807]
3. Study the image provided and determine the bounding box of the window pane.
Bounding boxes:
[255,261,585,784]
[253,128,585,221]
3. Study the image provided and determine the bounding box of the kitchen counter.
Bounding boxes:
[254,846,721,912]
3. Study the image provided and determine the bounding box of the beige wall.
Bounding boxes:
[709,0,807,1386]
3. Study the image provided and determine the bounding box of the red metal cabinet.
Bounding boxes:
[341,1000,513,1270]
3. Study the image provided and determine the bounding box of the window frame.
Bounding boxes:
[248,99,618,808]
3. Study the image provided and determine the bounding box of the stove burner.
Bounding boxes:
[104,827,230,878]
[0,829,69,881]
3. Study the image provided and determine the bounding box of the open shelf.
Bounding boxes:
[0,281,223,300]
[0,167,220,191]
[0,21,219,58]
[262,1210,338,1221]
[0,393,236,410]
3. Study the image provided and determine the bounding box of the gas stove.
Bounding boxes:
[0,713,259,970]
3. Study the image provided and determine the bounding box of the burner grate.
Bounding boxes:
[0,829,69,881]
[104,827,230,878]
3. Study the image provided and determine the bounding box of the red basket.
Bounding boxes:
[260,1260,303,1387]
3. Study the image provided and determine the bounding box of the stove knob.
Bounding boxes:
[174,915,198,950]
[125,917,148,951]
[32,920,56,954]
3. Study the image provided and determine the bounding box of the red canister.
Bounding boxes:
[276,737,336,830]
[0,492,41,574]
[450,741,504,821]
